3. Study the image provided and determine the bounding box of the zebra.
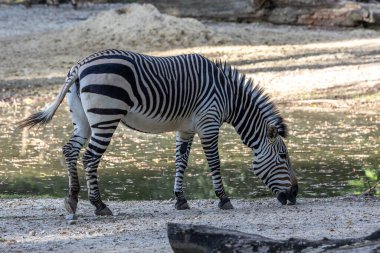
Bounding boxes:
[18,49,298,216]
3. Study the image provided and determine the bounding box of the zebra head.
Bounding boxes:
[252,124,298,205]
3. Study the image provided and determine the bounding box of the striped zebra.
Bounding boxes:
[19,49,298,216]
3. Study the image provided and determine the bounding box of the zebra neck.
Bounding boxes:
[218,62,286,148]
[226,87,264,150]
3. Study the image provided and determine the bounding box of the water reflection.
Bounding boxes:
[0,86,379,200]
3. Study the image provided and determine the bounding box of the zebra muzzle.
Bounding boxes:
[276,184,298,205]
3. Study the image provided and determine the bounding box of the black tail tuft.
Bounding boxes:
[17,63,79,130]
[17,111,52,129]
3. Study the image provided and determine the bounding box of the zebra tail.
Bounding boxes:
[17,66,79,129]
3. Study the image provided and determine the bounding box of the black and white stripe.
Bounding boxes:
[19,49,298,215]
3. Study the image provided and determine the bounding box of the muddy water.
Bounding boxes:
[0,86,379,200]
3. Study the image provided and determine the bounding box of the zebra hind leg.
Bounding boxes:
[63,86,91,215]
[82,120,121,216]
[62,133,90,214]
[174,131,194,210]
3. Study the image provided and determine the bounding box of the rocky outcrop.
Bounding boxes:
[139,0,380,27]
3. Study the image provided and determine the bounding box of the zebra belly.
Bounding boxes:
[121,112,195,134]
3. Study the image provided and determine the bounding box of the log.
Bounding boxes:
[137,0,380,27]
[267,2,380,27]
[138,0,258,21]
[273,0,339,8]
[167,223,380,253]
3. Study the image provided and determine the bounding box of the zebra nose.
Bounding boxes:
[276,191,287,205]
[286,184,298,205]
[276,185,298,205]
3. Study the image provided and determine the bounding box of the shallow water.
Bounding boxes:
[0,86,379,201]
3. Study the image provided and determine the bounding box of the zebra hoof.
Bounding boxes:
[218,197,234,210]
[175,198,190,210]
[64,196,78,214]
[95,206,113,216]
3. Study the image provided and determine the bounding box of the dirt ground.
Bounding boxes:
[0,197,379,252]
[0,3,380,252]
[1,3,380,103]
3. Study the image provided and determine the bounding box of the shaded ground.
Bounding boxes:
[1,4,379,107]
[0,197,379,252]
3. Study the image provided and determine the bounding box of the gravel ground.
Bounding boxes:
[0,197,379,252]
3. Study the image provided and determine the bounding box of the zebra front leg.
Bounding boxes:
[200,130,234,210]
[174,131,195,210]
[62,134,89,214]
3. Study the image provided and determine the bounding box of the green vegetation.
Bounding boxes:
[1,86,379,201]
[348,168,380,196]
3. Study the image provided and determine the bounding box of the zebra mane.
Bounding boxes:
[214,60,288,138]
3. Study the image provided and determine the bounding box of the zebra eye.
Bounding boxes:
[279,153,287,160]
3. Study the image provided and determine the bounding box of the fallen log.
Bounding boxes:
[138,0,257,21]
[266,2,380,27]
[167,223,380,253]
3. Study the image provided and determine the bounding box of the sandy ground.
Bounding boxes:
[1,3,380,252]
[1,3,380,103]
[0,197,379,252]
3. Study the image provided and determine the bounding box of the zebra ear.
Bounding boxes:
[268,125,278,139]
